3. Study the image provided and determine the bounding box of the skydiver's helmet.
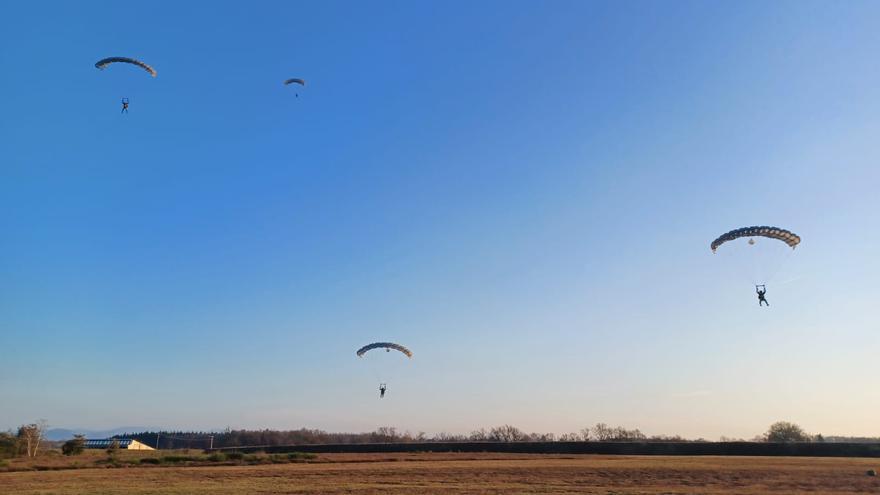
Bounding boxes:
[748,238,756,245]
[386,349,390,352]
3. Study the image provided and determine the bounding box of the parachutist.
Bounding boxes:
[121,98,129,114]
[379,383,386,399]
[756,285,769,306]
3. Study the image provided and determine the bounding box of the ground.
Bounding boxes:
[2,452,879,494]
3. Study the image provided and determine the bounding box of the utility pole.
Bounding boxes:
[155,433,160,450]
[209,435,214,450]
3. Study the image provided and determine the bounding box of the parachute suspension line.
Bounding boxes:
[761,245,797,285]
[750,242,762,285]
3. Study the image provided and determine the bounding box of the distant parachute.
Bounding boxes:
[711,226,800,253]
[284,78,305,86]
[95,57,157,77]
[356,342,412,358]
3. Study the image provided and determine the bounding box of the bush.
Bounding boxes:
[139,458,161,465]
[0,432,18,459]
[226,452,244,461]
[62,436,86,456]
[207,453,227,462]
[766,421,811,443]
[161,455,197,463]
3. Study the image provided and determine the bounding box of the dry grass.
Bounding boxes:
[2,452,879,494]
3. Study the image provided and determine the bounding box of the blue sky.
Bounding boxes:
[2,1,879,439]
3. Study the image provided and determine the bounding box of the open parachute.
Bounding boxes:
[95,57,157,77]
[284,78,305,86]
[711,226,800,253]
[356,342,412,358]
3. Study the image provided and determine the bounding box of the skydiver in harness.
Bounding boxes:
[756,285,769,306]
[379,383,386,399]
[121,98,129,114]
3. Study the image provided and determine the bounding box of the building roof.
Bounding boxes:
[83,439,138,448]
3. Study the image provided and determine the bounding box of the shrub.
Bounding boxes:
[139,458,161,465]
[62,436,86,456]
[227,452,244,461]
[207,453,227,462]
[0,432,18,459]
[765,421,811,443]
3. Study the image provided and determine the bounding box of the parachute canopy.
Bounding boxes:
[95,57,157,77]
[711,226,800,253]
[284,78,305,86]
[356,342,412,358]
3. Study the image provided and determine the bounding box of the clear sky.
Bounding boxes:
[2,1,879,440]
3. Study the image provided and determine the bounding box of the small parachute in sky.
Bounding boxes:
[356,342,412,358]
[95,57,157,77]
[710,226,800,253]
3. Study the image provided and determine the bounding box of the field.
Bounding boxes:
[2,452,879,494]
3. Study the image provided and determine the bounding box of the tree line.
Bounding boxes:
[117,421,841,450]
[2,420,874,457]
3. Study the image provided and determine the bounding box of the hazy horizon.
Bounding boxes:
[2,0,879,440]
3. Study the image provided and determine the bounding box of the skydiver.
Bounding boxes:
[379,383,386,399]
[121,98,129,114]
[756,285,769,307]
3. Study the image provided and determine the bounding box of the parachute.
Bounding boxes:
[284,78,305,86]
[356,342,412,358]
[711,226,800,253]
[95,57,157,77]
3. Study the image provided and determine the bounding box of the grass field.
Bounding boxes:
[2,452,879,494]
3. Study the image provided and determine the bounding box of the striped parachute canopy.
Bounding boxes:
[711,226,800,253]
[356,342,412,358]
[284,78,305,86]
[95,57,157,77]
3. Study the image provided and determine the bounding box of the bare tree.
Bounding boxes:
[17,420,48,457]
[579,428,592,441]
[372,427,398,443]
[592,423,614,441]
[488,425,528,442]
[434,431,466,442]
[468,428,488,441]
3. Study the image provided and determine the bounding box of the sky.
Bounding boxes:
[1,1,879,440]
